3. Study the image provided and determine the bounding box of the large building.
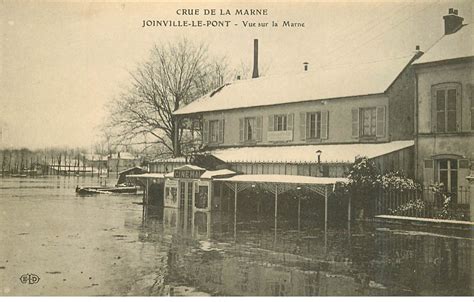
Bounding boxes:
[165,43,421,178]
[413,8,473,207]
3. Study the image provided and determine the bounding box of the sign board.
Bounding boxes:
[164,179,179,208]
[174,169,204,179]
[267,130,293,142]
[166,179,179,187]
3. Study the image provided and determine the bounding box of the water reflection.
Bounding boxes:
[141,207,473,296]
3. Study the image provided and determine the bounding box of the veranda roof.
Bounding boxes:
[211,140,414,164]
[200,169,237,179]
[126,173,166,179]
[214,174,347,185]
[125,169,236,180]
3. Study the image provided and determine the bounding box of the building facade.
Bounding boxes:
[413,9,473,210]
[170,51,420,178]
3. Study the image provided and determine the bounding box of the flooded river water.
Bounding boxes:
[0,176,472,296]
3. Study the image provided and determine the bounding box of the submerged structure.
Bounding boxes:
[135,8,474,222]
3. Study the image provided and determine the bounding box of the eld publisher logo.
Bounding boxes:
[19,274,40,284]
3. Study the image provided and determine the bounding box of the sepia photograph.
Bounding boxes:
[0,0,473,298]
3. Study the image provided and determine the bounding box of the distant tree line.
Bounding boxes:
[0,147,87,175]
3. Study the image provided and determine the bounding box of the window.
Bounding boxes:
[268,114,294,142]
[274,115,287,131]
[203,119,224,145]
[352,107,385,138]
[432,83,461,133]
[240,116,262,142]
[209,120,219,143]
[436,89,457,132]
[436,159,458,202]
[300,111,327,140]
[245,117,256,141]
[360,107,377,137]
[307,112,321,139]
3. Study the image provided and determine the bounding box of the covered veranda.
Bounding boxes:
[214,174,349,239]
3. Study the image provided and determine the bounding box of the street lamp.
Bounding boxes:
[315,150,324,174]
[315,150,322,164]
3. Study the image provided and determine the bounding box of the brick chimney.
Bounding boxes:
[443,8,464,35]
[252,39,259,78]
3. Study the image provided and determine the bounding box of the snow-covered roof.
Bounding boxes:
[214,174,347,185]
[200,169,236,179]
[118,166,147,174]
[109,152,138,160]
[174,55,416,115]
[126,173,166,179]
[415,24,473,65]
[211,140,414,164]
[151,157,186,163]
[174,164,205,171]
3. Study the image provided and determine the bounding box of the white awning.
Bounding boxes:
[211,140,414,164]
[214,174,348,185]
[200,169,237,179]
[126,173,166,179]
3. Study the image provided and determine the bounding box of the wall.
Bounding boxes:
[416,135,473,188]
[202,94,390,147]
[372,146,414,178]
[415,60,474,199]
[417,61,474,134]
[229,162,351,177]
[387,65,416,140]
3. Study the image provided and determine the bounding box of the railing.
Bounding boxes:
[375,185,471,221]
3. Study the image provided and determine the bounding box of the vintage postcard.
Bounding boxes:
[0,0,473,298]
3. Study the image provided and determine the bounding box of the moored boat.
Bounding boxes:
[75,185,138,195]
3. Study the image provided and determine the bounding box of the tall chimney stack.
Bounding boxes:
[252,39,259,79]
[443,8,464,35]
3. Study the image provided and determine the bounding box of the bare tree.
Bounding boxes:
[105,39,230,157]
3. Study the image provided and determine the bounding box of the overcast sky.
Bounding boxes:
[1,0,472,150]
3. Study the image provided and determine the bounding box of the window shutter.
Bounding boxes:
[287,113,294,131]
[376,106,386,137]
[256,116,263,141]
[458,159,470,190]
[468,84,474,130]
[268,115,274,131]
[202,120,209,145]
[423,159,434,186]
[299,112,306,141]
[239,118,244,142]
[218,119,224,143]
[456,85,462,131]
[431,87,437,133]
[321,110,328,139]
[459,159,470,169]
[351,108,359,138]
